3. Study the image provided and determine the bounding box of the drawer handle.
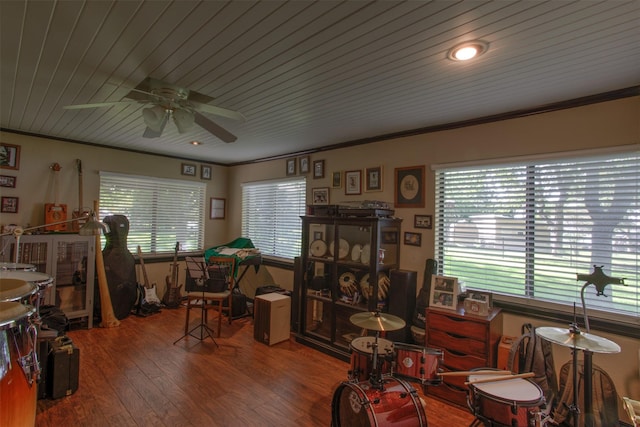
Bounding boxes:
[444,315,467,323]
[444,332,465,339]
[446,348,468,357]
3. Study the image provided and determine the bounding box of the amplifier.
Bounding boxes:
[254,293,291,346]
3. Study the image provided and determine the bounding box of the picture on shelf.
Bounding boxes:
[429,275,458,311]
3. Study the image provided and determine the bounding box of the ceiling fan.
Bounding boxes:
[63,77,245,143]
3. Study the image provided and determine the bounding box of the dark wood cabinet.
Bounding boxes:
[425,306,503,407]
[294,213,402,360]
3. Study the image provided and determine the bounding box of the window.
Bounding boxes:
[242,177,306,259]
[99,172,206,254]
[434,149,639,320]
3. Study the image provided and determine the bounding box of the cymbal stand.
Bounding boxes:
[369,331,384,390]
[567,322,580,427]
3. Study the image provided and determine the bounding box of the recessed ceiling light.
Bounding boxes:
[447,40,489,61]
[191,141,201,146]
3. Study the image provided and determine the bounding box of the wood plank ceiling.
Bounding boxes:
[1,1,638,164]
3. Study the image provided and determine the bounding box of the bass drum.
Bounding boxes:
[332,376,427,427]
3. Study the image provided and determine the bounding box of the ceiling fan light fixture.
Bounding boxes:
[173,108,195,134]
[447,40,489,61]
[142,105,167,132]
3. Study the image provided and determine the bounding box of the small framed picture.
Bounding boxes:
[0,143,20,170]
[365,166,382,192]
[404,231,422,246]
[181,163,196,176]
[313,159,325,179]
[210,197,225,219]
[332,171,342,188]
[468,290,493,308]
[345,170,362,195]
[201,165,212,180]
[286,158,297,176]
[0,175,16,188]
[430,275,459,311]
[300,156,310,174]
[1,196,19,213]
[312,187,329,205]
[414,214,432,229]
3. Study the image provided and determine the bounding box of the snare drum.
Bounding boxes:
[0,301,38,427]
[0,278,38,303]
[331,376,428,426]
[0,262,36,271]
[349,336,393,382]
[467,375,545,427]
[393,343,443,385]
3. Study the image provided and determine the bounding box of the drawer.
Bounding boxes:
[429,329,487,358]
[426,376,469,408]
[428,311,487,339]
[440,348,487,371]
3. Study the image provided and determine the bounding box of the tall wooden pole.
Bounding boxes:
[94,200,120,328]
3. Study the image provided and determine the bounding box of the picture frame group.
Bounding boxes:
[429,275,459,311]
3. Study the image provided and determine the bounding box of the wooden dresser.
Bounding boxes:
[425,306,503,407]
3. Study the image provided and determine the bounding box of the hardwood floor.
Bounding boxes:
[36,306,476,426]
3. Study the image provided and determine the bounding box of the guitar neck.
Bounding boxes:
[137,246,151,288]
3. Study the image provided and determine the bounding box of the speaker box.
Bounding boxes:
[385,269,417,343]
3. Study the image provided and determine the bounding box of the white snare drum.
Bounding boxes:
[467,375,545,427]
[0,279,38,303]
[0,301,38,427]
[0,262,36,271]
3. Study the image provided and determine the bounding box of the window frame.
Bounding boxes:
[433,146,639,330]
[99,171,206,255]
[241,176,306,260]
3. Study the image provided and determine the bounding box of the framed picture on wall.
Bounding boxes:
[345,170,362,195]
[286,158,297,176]
[395,165,425,208]
[0,175,16,188]
[365,166,383,192]
[201,165,212,180]
[1,196,19,213]
[313,160,325,179]
[0,143,20,170]
[210,198,225,219]
[414,214,432,229]
[312,187,329,205]
[300,156,310,174]
[332,171,342,188]
[182,163,196,176]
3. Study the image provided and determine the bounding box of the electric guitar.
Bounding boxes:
[137,245,161,305]
[162,242,182,308]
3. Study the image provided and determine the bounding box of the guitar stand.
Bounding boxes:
[173,297,218,347]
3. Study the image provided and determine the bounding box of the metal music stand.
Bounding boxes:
[173,257,218,346]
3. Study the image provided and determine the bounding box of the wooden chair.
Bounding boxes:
[205,256,236,335]
[182,256,234,339]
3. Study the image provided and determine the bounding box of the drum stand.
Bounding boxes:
[369,332,385,390]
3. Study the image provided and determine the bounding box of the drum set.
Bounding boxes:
[0,262,55,427]
[331,311,440,427]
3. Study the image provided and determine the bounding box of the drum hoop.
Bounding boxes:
[0,271,54,285]
[0,279,38,302]
[350,336,393,353]
[0,302,36,329]
[394,343,443,356]
[470,379,544,407]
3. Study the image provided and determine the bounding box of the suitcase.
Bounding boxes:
[47,335,80,399]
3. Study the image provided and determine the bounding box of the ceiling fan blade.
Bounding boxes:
[63,100,140,110]
[194,112,237,143]
[191,101,246,122]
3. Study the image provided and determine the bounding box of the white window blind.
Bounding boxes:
[99,172,205,254]
[241,177,306,259]
[435,150,639,319]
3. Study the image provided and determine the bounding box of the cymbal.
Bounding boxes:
[536,327,621,354]
[349,311,406,331]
